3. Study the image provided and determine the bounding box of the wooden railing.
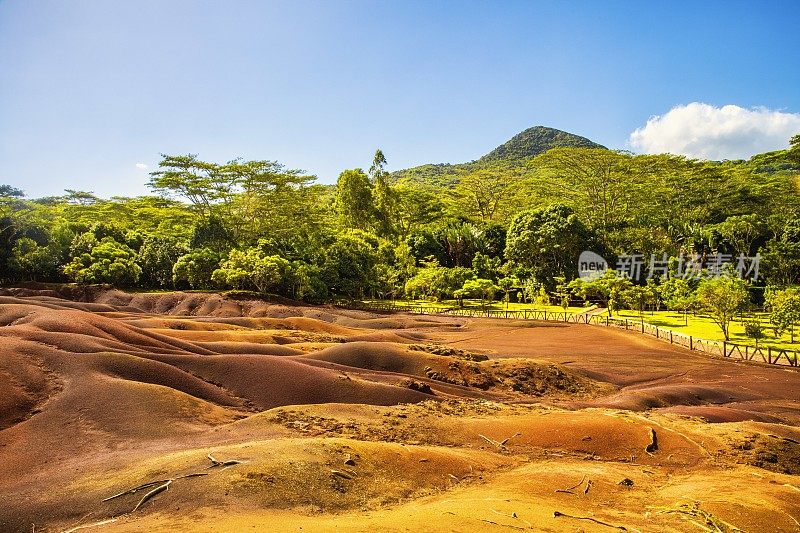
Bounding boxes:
[337,301,799,368]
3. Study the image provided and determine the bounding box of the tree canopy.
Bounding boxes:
[1,133,798,316]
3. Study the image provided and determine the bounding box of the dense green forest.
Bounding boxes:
[2,127,799,319]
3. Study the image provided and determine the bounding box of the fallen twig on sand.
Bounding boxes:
[553,511,628,530]
[103,473,208,503]
[103,466,215,514]
[131,480,172,513]
[479,434,500,446]
[180,472,211,479]
[207,454,243,468]
[479,519,527,530]
[478,433,521,450]
[555,475,586,494]
[499,433,522,446]
[102,480,172,502]
[60,518,118,533]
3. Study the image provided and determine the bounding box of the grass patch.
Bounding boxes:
[605,309,800,350]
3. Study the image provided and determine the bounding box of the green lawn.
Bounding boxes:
[604,309,800,351]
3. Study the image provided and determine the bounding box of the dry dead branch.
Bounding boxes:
[479,432,521,450]
[131,480,172,513]
[479,519,526,530]
[555,474,586,494]
[103,460,219,515]
[61,518,118,533]
[102,480,171,502]
[207,454,243,468]
[499,433,522,446]
[553,510,628,530]
[479,434,499,446]
[103,473,207,505]
[177,472,210,480]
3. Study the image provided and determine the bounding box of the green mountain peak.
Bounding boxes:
[479,125,605,161]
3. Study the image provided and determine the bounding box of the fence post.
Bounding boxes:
[625,319,628,330]
[656,327,659,339]
[689,336,693,350]
[670,331,673,344]
[544,310,547,321]
[524,310,528,320]
[606,316,609,327]
[723,341,727,357]
[768,346,772,364]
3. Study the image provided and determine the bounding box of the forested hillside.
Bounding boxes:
[480,126,605,161]
[390,126,599,188]
[2,129,799,311]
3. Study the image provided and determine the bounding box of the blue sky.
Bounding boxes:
[1,0,799,198]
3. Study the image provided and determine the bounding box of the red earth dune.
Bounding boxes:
[1,287,799,532]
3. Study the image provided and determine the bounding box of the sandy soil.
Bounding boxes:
[1,287,799,532]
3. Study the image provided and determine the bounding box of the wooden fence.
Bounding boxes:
[337,301,799,368]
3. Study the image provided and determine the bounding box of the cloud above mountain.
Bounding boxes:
[629,103,800,160]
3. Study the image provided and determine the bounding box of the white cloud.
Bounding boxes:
[135,162,149,170]
[629,103,800,160]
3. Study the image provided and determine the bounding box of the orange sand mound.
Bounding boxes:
[1,287,799,532]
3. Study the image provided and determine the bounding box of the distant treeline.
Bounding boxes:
[1,137,799,310]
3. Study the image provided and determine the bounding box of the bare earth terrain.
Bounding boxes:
[1,287,799,532]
